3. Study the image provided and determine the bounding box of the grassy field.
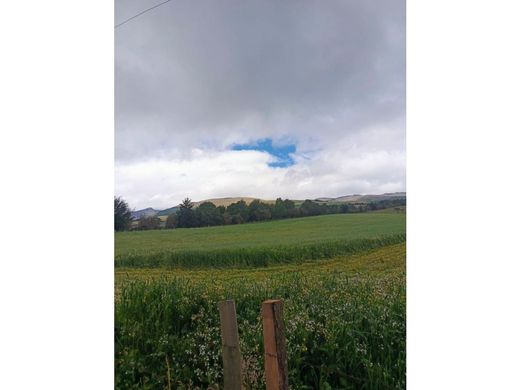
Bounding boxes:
[115,213,406,389]
[116,242,405,286]
[369,207,406,214]
[116,244,405,389]
[117,213,405,254]
[116,213,406,268]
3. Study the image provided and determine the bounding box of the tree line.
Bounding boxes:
[115,196,406,231]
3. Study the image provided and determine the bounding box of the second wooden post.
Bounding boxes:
[261,299,289,390]
[218,299,242,390]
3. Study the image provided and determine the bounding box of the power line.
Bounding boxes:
[115,0,172,29]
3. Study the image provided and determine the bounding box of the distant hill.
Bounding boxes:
[130,207,158,220]
[314,197,336,202]
[193,197,274,207]
[131,192,406,219]
[317,192,406,204]
[156,206,179,217]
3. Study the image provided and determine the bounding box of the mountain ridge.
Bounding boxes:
[130,192,406,219]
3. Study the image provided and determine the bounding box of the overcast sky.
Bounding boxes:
[115,0,405,210]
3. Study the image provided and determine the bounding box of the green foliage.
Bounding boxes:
[116,213,406,263]
[115,235,405,268]
[231,214,244,224]
[272,198,296,219]
[115,196,132,231]
[115,246,406,389]
[248,199,272,221]
[137,216,161,230]
[114,211,407,389]
[300,199,324,217]
[287,206,302,218]
[165,213,178,229]
[177,198,198,228]
[226,200,250,222]
[195,202,223,227]
[148,197,406,231]
[180,198,194,209]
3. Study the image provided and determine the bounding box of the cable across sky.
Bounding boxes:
[115,0,172,28]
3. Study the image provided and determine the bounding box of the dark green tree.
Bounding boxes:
[195,202,222,226]
[248,199,272,221]
[177,197,199,228]
[114,196,132,231]
[368,202,378,211]
[222,212,233,225]
[226,200,250,222]
[288,207,301,218]
[165,213,178,229]
[340,204,351,213]
[300,199,322,217]
[231,214,244,224]
[284,199,300,218]
[137,216,161,230]
[272,198,288,219]
[283,199,296,210]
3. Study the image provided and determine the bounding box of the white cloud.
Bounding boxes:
[116,146,405,210]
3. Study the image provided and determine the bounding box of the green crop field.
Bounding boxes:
[115,213,406,268]
[115,213,406,389]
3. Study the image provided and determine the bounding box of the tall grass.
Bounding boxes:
[115,270,405,389]
[115,234,405,268]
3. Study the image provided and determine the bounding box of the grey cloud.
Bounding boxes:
[115,0,405,161]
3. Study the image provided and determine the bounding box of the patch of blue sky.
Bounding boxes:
[232,138,296,168]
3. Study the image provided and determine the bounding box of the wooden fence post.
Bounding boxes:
[261,299,289,390]
[218,300,242,390]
